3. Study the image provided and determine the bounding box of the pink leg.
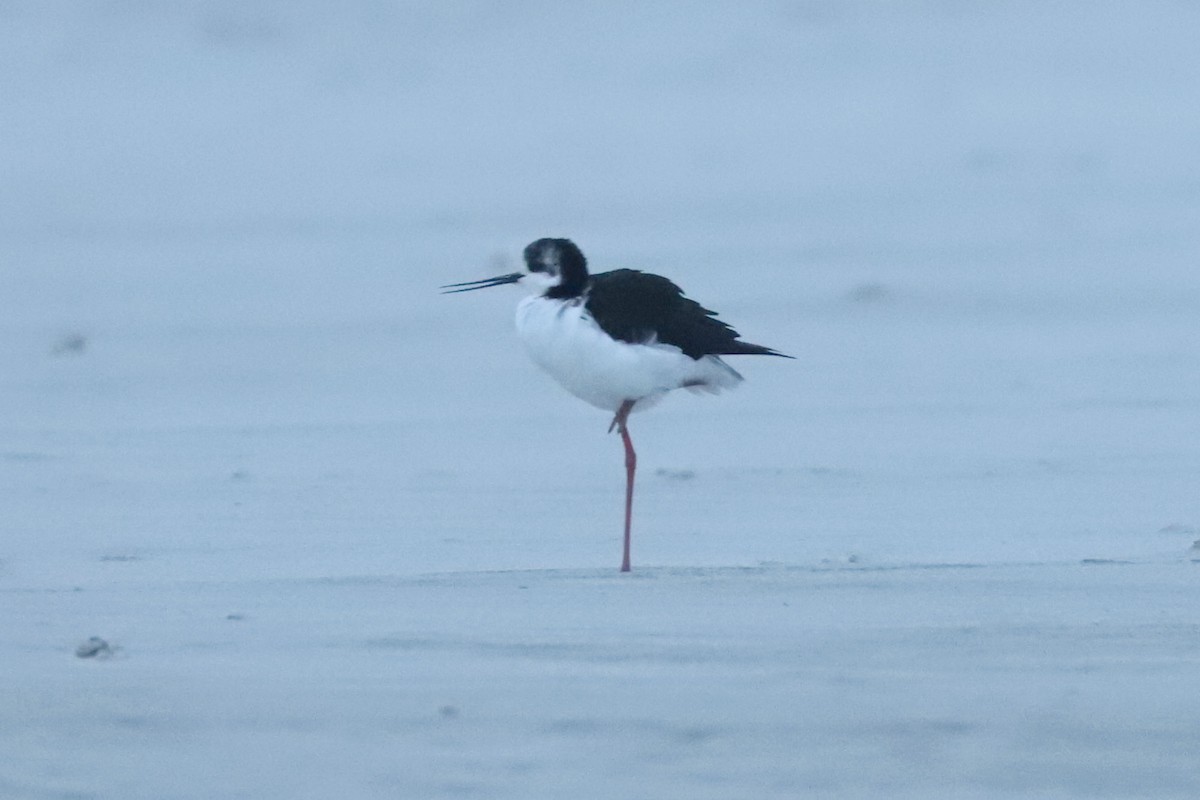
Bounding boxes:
[611,400,637,572]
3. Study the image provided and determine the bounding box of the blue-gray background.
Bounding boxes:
[3,3,1199,798]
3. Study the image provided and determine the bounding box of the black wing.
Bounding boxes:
[586,269,792,360]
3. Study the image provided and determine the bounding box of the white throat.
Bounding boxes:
[518,271,562,295]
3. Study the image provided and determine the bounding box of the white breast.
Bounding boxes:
[515,295,743,413]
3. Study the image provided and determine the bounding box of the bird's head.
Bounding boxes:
[442,238,589,299]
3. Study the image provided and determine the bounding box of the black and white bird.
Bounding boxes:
[443,238,791,572]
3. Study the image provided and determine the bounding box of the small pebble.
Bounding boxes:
[51,333,87,356]
[846,283,894,304]
[75,637,113,659]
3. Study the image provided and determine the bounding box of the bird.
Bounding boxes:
[443,238,791,572]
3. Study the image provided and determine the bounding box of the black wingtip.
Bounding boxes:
[728,341,796,359]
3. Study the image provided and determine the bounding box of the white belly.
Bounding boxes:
[515,296,742,413]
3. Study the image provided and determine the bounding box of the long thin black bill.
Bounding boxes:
[440,272,523,294]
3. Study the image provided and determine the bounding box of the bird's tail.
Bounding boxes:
[682,356,744,395]
[722,341,795,359]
